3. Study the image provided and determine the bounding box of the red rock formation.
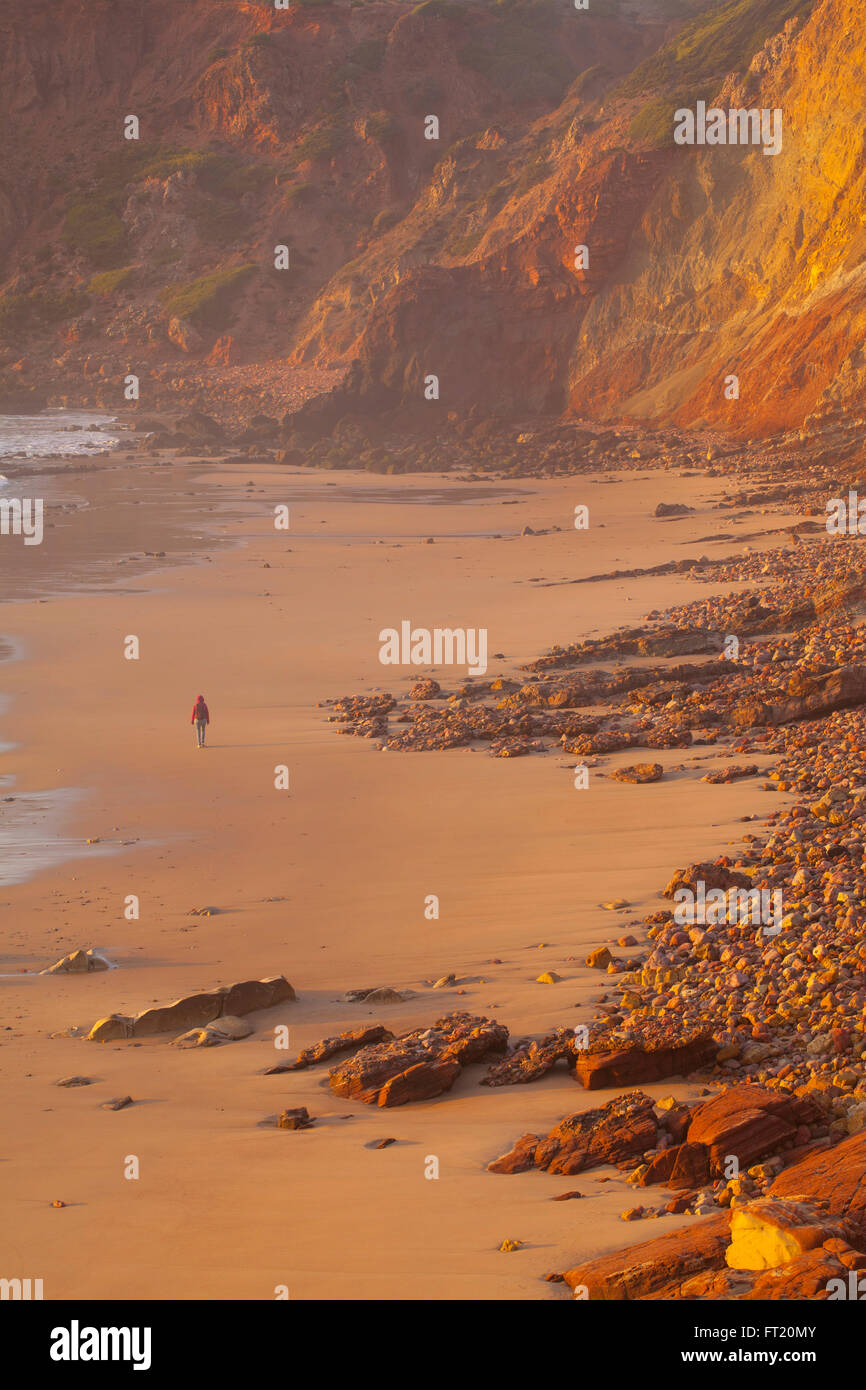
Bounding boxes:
[488,1091,658,1177]
[328,1012,507,1107]
[574,1033,717,1090]
[770,1129,866,1245]
[638,1141,711,1190]
[686,1086,800,1176]
[562,1213,732,1301]
[265,1024,394,1073]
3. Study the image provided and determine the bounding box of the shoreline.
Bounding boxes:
[0,444,827,1299]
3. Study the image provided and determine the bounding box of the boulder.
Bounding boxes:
[88,1014,135,1042]
[378,1058,461,1107]
[726,1197,854,1271]
[585,947,612,969]
[663,860,752,898]
[173,1016,254,1048]
[363,987,405,1004]
[611,763,664,784]
[222,976,294,1015]
[134,992,223,1037]
[686,1085,800,1175]
[638,1141,711,1190]
[654,503,693,517]
[277,1107,314,1130]
[42,948,111,975]
[487,1133,540,1175]
[409,679,441,699]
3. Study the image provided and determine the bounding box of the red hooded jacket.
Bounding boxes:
[191,697,210,725]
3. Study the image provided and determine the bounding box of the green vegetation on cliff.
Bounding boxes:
[620,0,815,97]
[160,264,256,328]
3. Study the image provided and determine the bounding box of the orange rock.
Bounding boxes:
[562,1213,731,1300]
[686,1085,800,1174]
[574,1034,717,1090]
[638,1141,710,1190]
[726,1197,853,1270]
[770,1128,866,1243]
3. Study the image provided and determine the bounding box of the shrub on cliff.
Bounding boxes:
[619,0,815,97]
[63,199,128,268]
[160,264,256,330]
[88,266,136,295]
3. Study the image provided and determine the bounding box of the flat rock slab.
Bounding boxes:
[563,1212,731,1300]
[266,1024,394,1073]
[770,1128,866,1243]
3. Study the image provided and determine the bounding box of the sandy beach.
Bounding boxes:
[0,449,803,1299]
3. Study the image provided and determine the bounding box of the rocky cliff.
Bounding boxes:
[0,0,861,441]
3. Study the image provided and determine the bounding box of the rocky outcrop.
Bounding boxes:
[574,1033,717,1091]
[685,1086,811,1176]
[265,1024,394,1073]
[328,1013,508,1107]
[563,1213,732,1301]
[558,1127,866,1298]
[725,1198,855,1271]
[770,1129,866,1245]
[87,975,295,1041]
[490,1084,823,1191]
[637,1141,711,1191]
[481,1027,576,1087]
[488,1091,658,1177]
[663,861,752,899]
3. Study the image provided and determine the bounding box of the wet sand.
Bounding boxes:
[0,456,801,1299]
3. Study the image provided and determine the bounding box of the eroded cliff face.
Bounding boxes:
[571,0,866,435]
[0,0,861,439]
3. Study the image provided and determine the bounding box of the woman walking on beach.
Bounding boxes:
[191,694,210,749]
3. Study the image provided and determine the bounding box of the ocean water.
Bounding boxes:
[0,414,121,888]
[0,409,120,461]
